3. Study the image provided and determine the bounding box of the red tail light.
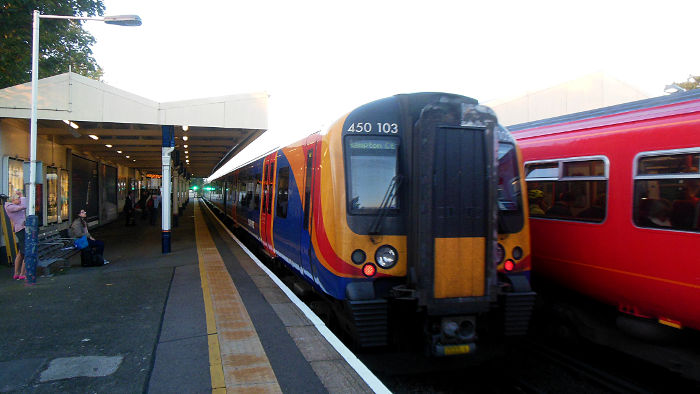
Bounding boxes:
[362,263,377,277]
[504,259,515,272]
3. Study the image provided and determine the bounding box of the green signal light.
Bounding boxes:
[192,185,199,190]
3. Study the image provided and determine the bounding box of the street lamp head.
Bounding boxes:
[104,15,142,26]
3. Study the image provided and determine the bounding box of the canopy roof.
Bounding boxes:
[0,72,268,177]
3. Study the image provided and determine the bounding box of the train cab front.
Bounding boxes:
[338,93,534,355]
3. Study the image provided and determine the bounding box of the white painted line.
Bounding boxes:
[201,199,390,394]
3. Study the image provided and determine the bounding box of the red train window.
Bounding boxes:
[526,157,608,223]
[634,149,700,232]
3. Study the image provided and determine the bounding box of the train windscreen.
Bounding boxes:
[497,143,524,233]
[346,137,399,212]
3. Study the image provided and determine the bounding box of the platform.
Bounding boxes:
[0,200,386,393]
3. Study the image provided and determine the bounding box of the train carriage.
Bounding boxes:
[510,90,700,334]
[204,92,535,354]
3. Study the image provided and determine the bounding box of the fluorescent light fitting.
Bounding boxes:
[183,144,188,148]
[89,134,99,140]
[69,122,79,129]
[185,151,188,154]
[126,155,130,158]
[182,125,189,131]
[62,120,70,125]
[105,144,112,148]
[182,136,189,141]
[117,150,122,154]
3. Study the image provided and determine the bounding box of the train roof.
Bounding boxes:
[507,89,700,134]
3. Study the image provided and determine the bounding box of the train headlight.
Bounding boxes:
[375,245,398,269]
[351,249,366,265]
[495,243,505,264]
[512,246,523,260]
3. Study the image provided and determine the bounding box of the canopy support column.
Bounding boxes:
[161,125,174,253]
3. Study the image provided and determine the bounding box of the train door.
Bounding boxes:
[299,140,318,279]
[260,153,276,256]
[231,172,238,220]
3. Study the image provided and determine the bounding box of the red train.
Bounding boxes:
[508,90,700,338]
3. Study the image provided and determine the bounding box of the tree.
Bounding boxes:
[0,1,105,89]
[671,75,700,91]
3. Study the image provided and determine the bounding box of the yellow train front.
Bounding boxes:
[207,92,534,355]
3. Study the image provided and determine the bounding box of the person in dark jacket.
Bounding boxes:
[546,191,575,218]
[70,209,109,264]
[124,191,135,226]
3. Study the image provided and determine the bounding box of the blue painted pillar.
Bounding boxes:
[161,125,174,254]
[24,215,38,284]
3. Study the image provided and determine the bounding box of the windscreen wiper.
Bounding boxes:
[369,174,403,242]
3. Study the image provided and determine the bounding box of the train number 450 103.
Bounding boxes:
[347,122,399,134]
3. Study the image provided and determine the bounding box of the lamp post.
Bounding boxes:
[26,10,141,284]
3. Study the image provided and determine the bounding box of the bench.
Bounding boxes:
[36,228,79,276]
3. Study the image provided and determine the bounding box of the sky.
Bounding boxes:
[84,0,699,179]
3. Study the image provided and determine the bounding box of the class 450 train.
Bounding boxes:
[205,92,535,356]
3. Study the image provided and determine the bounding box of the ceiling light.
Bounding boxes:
[182,136,188,141]
[185,151,188,154]
[186,159,190,163]
[186,155,189,159]
[89,134,99,140]
[105,144,112,148]
[183,144,188,148]
[69,122,79,129]
[182,125,189,131]
[117,150,122,154]
[126,155,130,158]
[62,120,70,125]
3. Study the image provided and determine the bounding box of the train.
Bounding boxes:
[203,92,535,355]
[509,90,700,375]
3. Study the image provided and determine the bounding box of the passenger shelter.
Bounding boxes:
[0,72,267,262]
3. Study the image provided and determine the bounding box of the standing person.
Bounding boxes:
[146,192,154,224]
[70,209,109,265]
[124,191,134,226]
[150,192,161,226]
[4,190,27,280]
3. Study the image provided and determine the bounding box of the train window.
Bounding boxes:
[526,157,608,223]
[497,143,524,233]
[526,163,558,180]
[634,149,700,232]
[345,136,400,212]
[637,152,700,175]
[276,166,289,218]
[253,177,261,210]
[304,150,314,230]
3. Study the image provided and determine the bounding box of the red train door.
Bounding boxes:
[260,153,276,256]
[300,138,319,279]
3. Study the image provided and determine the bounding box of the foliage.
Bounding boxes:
[0,1,105,89]
[672,75,700,91]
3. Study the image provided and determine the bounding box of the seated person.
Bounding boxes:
[577,193,606,221]
[546,191,575,218]
[69,209,109,265]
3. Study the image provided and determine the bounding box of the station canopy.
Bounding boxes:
[0,72,268,178]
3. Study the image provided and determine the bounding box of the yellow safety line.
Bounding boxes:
[194,200,282,393]
[196,204,226,393]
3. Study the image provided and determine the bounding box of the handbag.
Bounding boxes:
[74,235,89,250]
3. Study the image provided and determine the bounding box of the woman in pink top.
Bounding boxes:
[4,190,27,280]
